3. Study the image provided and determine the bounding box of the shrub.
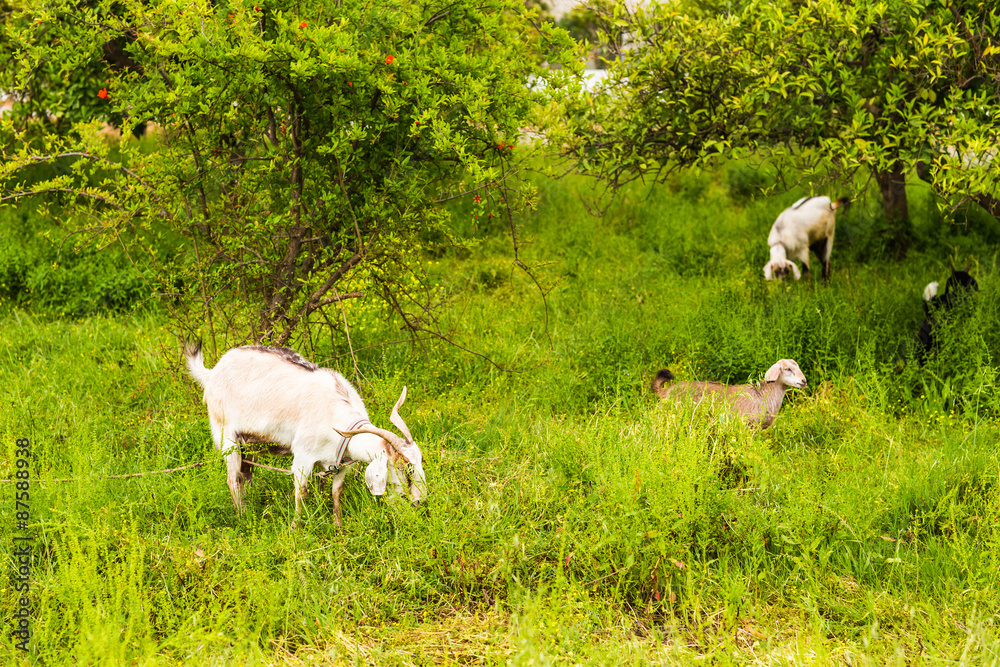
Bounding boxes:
[1,0,579,347]
[726,162,771,203]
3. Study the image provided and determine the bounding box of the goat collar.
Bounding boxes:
[332,418,371,471]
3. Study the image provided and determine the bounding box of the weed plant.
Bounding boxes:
[1,165,999,664]
[0,207,151,317]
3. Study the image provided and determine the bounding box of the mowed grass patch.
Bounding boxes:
[2,166,1000,663]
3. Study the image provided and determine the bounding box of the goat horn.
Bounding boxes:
[333,424,409,459]
[390,386,414,444]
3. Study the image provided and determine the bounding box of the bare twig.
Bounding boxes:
[581,562,635,587]
[22,152,157,194]
[0,188,121,207]
[313,290,363,309]
[333,286,364,383]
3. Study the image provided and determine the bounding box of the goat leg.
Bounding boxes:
[290,458,314,529]
[222,447,247,514]
[809,238,831,281]
[327,469,349,528]
[240,456,255,487]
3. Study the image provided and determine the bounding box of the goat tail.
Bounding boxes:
[184,339,211,387]
[650,369,675,397]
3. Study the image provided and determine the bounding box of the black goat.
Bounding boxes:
[916,263,979,362]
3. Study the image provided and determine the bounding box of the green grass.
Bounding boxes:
[2,166,999,665]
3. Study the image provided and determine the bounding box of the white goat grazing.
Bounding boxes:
[651,359,807,429]
[763,196,850,281]
[185,342,425,527]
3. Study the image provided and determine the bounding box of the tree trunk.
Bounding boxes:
[875,161,911,259]
[976,193,1000,220]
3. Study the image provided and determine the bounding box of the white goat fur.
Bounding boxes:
[763,196,849,281]
[185,344,425,526]
[923,282,939,301]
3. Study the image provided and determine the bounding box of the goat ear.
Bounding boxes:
[790,263,802,280]
[964,261,971,272]
[364,455,389,496]
[763,262,772,280]
[763,362,783,383]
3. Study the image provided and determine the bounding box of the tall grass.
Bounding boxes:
[1,165,999,664]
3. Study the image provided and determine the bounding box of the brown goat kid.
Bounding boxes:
[651,359,807,429]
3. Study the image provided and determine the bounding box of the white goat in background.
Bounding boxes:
[763,196,850,281]
[185,342,425,527]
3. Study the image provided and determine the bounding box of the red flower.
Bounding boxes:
[385,55,395,65]
[299,21,306,28]
[347,81,352,86]
[497,142,505,150]
[97,88,109,99]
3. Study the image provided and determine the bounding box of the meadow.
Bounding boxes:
[2,163,1000,665]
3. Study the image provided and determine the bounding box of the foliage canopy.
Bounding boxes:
[564,0,1000,249]
[1,0,578,348]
